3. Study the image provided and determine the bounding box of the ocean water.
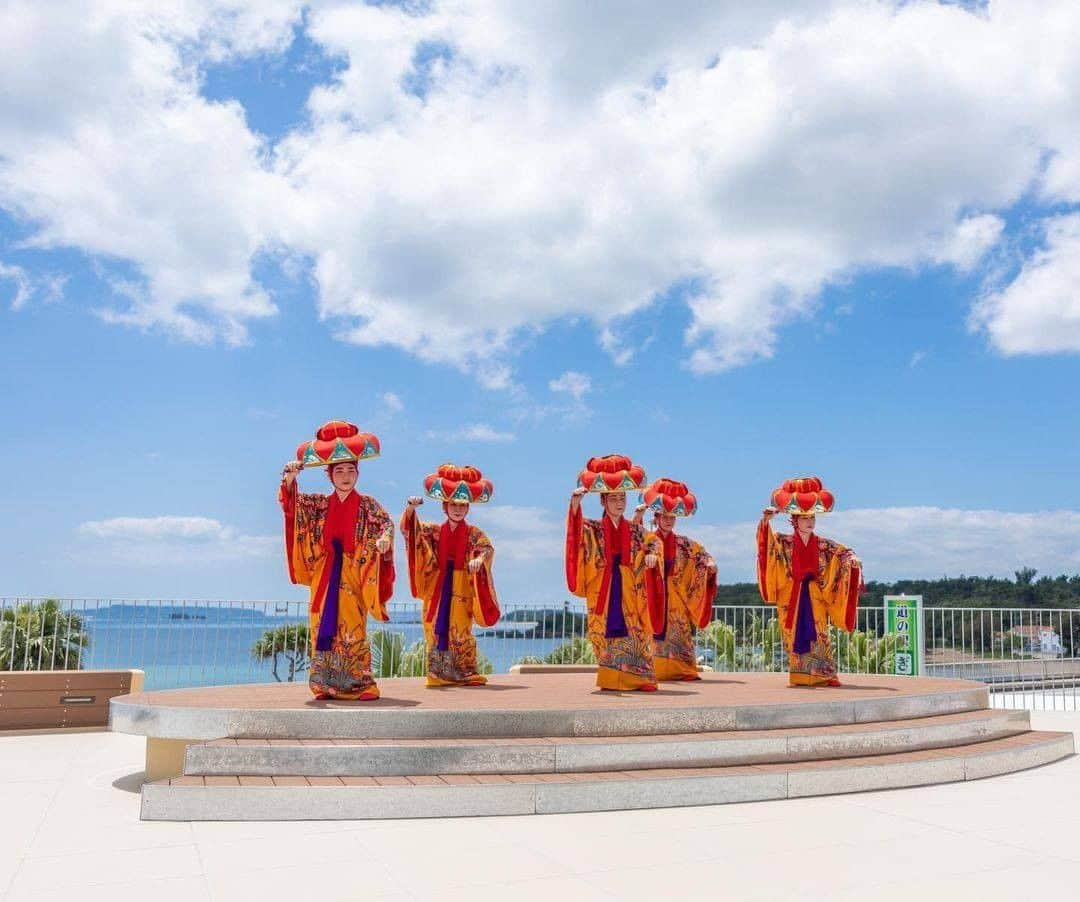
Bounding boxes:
[74,604,582,690]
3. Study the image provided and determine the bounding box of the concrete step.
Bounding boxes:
[141,730,1074,821]
[182,708,1031,777]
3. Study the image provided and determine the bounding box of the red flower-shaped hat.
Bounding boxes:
[770,476,835,515]
[641,478,698,517]
[577,454,647,494]
[295,420,381,469]
[424,463,493,504]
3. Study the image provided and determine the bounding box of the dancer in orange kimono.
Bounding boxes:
[757,476,863,687]
[279,420,394,700]
[635,478,717,681]
[400,464,500,687]
[565,454,662,691]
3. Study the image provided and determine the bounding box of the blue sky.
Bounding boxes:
[2,0,1079,605]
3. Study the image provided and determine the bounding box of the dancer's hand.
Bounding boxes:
[281,460,301,487]
[645,552,659,569]
[762,506,778,521]
[468,555,486,573]
[569,486,586,512]
[406,496,423,508]
[376,532,392,555]
[705,556,717,572]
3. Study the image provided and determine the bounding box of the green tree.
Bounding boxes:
[251,623,309,682]
[544,636,596,665]
[0,600,89,671]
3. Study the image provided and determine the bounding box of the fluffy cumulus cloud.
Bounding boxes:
[4,1,1080,371]
[77,515,277,563]
[693,507,1080,583]
[970,214,1080,355]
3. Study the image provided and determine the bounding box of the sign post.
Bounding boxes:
[884,595,924,676]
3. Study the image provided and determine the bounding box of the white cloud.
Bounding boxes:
[909,349,928,368]
[692,507,1080,584]
[425,423,516,443]
[548,370,591,401]
[77,515,277,563]
[379,391,404,413]
[5,1,1080,373]
[0,262,32,310]
[970,213,1080,356]
[474,504,563,562]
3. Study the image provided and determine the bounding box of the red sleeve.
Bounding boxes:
[565,503,583,593]
[279,480,298,585]
[697,568,717,629]
[756,517,770,603]
[401,507,420,599]
[646,565,666,635]
[845,563,862,632]
[474,567,500,626]
[378,556,395,610]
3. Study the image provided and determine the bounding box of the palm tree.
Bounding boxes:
[251,623,309,682]
[0,600,89,670]
[370,630,494,677]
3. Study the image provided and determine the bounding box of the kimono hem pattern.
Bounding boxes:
[279,481,394,699]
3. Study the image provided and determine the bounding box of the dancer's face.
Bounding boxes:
[793,514,816,534]
[446,501,469,522]
[328,462,358,493]
[603,492,626,518]
[657,512,677,532]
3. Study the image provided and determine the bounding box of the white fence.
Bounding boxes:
[2,597,1079,708]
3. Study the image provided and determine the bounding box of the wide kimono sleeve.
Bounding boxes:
[400,507,440,603]
[817,537,862,632]
[756,516,793,611]
[278,480,322,587]
[565,502,589,598]
[632,525,665,629]
[684,538,718,629]
[467,526,501,628]
[356,497,395,622]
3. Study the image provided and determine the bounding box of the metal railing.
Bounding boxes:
[2,597,1079,708]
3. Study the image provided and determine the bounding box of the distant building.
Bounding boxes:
[1006,625,1064,656]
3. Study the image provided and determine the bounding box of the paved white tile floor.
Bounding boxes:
[0,711,1077,902]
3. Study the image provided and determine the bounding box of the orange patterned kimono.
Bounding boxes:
[280,482,394,699]
[400,507,500,686]
[756,516,861,686]
[647,528,716,680]
[566,507,661,690]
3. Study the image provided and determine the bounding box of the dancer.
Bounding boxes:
[400,464,500,687]
[565,454,662,691]
[634,478,717,681]
[279,420,394,700]
[756,476,862,687]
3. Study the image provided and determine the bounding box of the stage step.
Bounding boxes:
[182,708,1031,777]
[142,730,1074,821]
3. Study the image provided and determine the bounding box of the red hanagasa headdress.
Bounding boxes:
[295,420,381,469]
[424,463,493,504]
[576,454,647,493]
[770,476,835,516]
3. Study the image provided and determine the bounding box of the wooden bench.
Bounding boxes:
[0,669,143,731]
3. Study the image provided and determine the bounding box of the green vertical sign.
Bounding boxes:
[884,595,923,676]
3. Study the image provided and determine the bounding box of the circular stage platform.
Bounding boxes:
[108,673,1074,822]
